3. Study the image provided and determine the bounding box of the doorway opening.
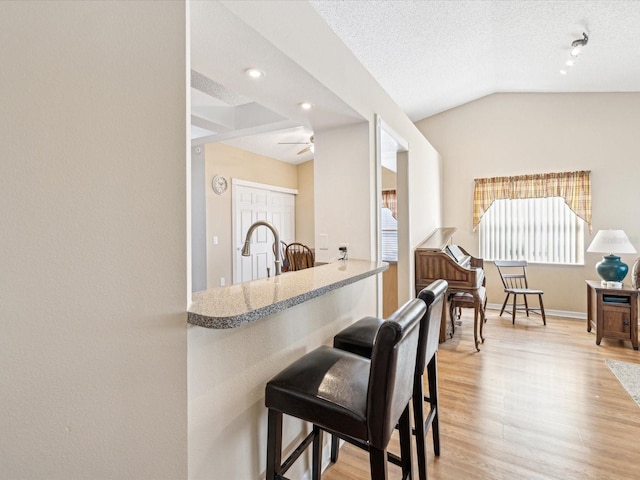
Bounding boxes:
[376,116,409,317]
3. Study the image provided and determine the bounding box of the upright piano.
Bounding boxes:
[415,227,485,347]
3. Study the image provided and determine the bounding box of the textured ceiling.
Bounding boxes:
[310,0,640,120]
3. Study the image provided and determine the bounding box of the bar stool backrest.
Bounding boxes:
[367,298,425,449]
[415,279,448,374]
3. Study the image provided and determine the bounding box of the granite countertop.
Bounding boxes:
[188,259,388,329]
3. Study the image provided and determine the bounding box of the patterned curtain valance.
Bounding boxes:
[473,170,591,231]
[382,189,397,219]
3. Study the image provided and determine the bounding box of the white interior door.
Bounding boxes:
[232,180,296,284]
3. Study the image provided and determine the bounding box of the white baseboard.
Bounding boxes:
[485,303,586,320]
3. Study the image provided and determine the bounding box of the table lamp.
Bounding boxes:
[587,230,636,282]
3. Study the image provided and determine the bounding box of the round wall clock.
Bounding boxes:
[212,175,228,195]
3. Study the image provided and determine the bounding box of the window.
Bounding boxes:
[381,207,398,262]
[381,190,398,262]
[474,171,591,265]
[479,197,585,264]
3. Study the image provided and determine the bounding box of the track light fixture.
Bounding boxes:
[560,32,589,75]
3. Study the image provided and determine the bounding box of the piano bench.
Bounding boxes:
[449,287,487,350]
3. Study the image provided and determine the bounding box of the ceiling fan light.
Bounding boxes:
[570,46,581,57]
[560,69,567,75]
[566,59,575,67]
[299,102,313,110]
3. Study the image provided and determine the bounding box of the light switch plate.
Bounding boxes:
[319,234,329,250]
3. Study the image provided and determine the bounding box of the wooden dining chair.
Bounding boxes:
[494,260,546,325]
[285,242,315,271]
[272,240,289,272]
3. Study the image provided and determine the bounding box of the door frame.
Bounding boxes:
[375,115,409,315]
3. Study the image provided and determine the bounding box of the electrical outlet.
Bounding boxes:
[213,236,219,245]
[220,277,226,287]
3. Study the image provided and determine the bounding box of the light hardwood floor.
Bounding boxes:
[322,309,640,480]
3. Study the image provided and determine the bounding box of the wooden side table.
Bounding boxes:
[586,280,638,350]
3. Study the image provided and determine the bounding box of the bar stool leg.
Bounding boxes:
[412,373,427,480]
[398,405,413,480]
[312,425,323,480]
[330,435,339,462]
[266,409,283,480]
[369,447,389,480]
[427,355,440,456]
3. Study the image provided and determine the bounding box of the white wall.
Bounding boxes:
[192,146,207,292]
[314,123,372,263]
[0,2,188,478]
[417,93,640,314]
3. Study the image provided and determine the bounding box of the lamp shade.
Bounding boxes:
[587,230,636,282]
[587,230,636,254]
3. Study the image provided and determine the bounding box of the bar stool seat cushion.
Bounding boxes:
[266,345,370,441]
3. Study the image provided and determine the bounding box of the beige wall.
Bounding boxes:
[381,166,398,315]
[0,1,188,477]
[295,159,315,248]
[416,93,640,314]
[382,166,397,190]
[205,143,298,288]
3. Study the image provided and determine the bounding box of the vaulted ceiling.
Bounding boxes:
[310,0,640,121]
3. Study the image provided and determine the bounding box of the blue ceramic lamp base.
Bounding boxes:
[596,254,629,282]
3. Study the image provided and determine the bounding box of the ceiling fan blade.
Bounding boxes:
[297,146,311,155]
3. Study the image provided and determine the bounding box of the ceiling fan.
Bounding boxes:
[278,135,314,155]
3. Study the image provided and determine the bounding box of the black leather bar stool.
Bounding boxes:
[265,298,426,480]
[331,279,448,480]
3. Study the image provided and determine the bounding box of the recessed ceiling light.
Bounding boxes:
[245,68,265,79]
[299,102,313,110]
[560,69,567,75]
[566,59,575,67]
